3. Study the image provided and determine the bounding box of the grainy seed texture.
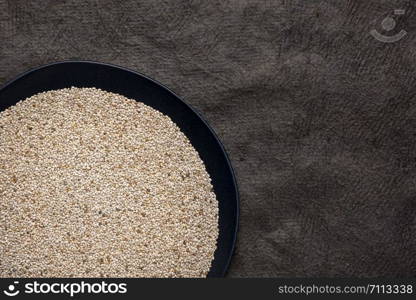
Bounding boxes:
[0,87,219,278]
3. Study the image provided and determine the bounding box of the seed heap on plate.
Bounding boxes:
[0,87,218,278]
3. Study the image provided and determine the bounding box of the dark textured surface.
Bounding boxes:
[1,0,416,277]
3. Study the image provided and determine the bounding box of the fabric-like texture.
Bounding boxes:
[1,0,416,277]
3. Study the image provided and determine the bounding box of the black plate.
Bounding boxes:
[0,61,239,277]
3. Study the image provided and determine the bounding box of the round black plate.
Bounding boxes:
[0,61,239,277]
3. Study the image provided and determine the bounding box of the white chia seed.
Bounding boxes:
[0,87,219,278]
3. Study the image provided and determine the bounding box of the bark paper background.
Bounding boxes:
[1,0,416,277]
